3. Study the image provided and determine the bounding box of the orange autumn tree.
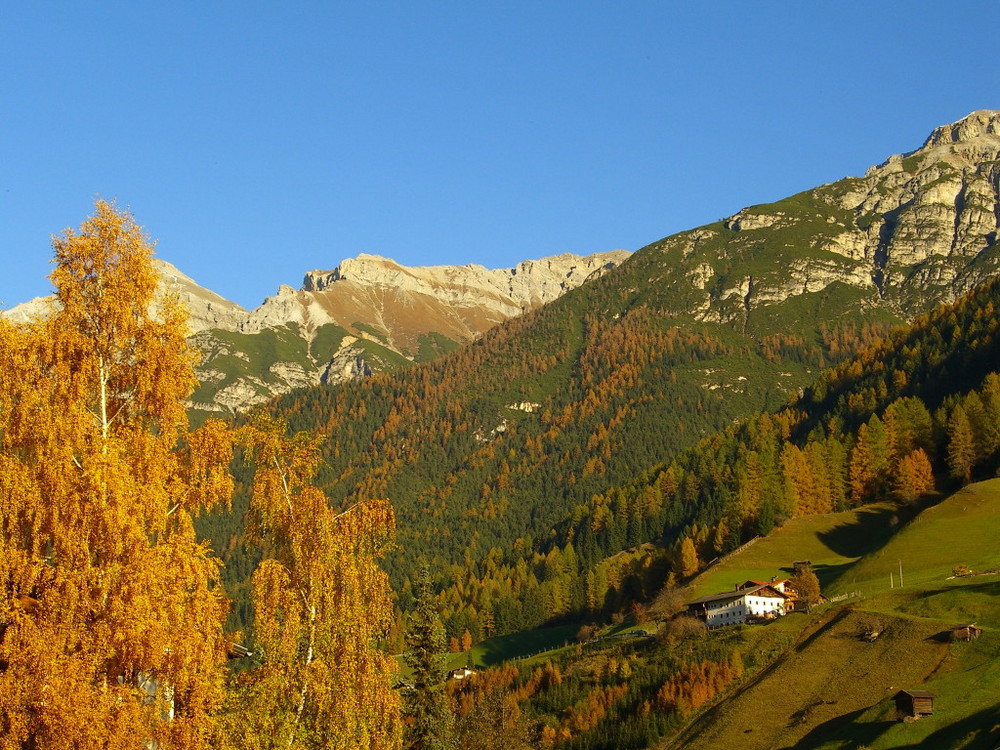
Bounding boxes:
[0,201,234,749]
[224,414,401,750]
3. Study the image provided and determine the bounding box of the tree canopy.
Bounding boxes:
[0,201,234,749]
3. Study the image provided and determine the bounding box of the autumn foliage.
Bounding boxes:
[651,654,742,716]
[222,414,401,750]
[0,201,234,749]
[0,202,403,750]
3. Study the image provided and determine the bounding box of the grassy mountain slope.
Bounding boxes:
[675,480,1000,750]
[434,482,997,750]
[689,500,906,600]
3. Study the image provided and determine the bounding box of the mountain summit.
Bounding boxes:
[190,249,629,413]
[617,109,1000,337]
[922,108,1000,147]
[3,250,630,415]
[241,250,628,344]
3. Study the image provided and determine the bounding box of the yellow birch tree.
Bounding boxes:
[224,414,401,750]
[0,201,234,749]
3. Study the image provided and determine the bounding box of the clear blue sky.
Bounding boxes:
[4,3,999,310]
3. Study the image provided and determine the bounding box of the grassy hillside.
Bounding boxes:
[691,500,906,600]
[675,481,1000,750]
[827,479,1000,596]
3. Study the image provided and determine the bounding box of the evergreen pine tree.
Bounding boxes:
[948,405,977,485]
[403,571,455,750]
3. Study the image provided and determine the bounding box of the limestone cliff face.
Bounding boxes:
[245,251,629,343]
[188,249,630,414]
[641,110,1000,328]
[302,252,626,311]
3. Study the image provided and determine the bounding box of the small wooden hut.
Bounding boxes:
[949,624,983,642]
[894,689,935,719]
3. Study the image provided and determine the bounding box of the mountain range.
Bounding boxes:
[204,108,1000,416]
[4,250,630,415]
[9,111,1000,420]
[247,110,1000,577]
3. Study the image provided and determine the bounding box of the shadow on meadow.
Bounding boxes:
[817,495,942,560]
[783,702,1000,750]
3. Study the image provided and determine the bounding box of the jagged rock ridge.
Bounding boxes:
[186,249,631,414]
[635,110,1000,329]
[243,251,628,340]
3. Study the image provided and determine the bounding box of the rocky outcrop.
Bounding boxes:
[185,249,631,413]
[187,250,630,413]
[301,252,628,313]
[244,251,630,343]
[647,110,1000,327]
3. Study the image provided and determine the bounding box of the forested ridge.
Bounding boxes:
[394,273,1000,750]
[558,273,1000,565]
[502,276,1000,649]
[197,267,1000,661]
[199,226,898,642]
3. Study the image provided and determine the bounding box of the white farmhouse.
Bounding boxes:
[685,583,790,628]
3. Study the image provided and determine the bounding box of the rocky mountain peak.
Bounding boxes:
[2,259,248,334]
[193,249,630,414]
[647,109,1000,333]
[302,254,403,291]
[300,251,629,300]
[922,109,1000,149]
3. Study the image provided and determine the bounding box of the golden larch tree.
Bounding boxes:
[0,201,234,749]
[223,414,401,750]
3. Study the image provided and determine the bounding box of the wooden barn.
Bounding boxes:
[894,689,935,719]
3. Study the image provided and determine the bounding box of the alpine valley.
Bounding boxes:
[11,111,1000,749]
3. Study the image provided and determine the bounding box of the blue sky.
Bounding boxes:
[4,3,1000,310]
